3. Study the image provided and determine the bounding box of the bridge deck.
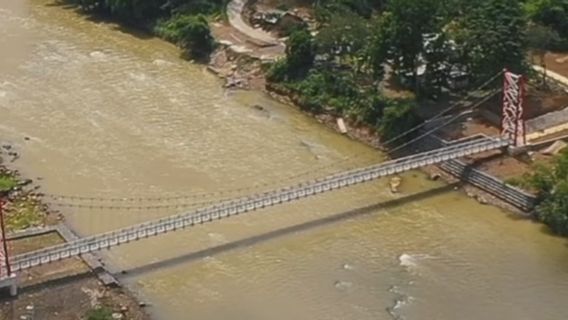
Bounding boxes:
[7,136,509,273]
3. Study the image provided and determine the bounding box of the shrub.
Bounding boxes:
[521,150,568,236]
[285,28,315,77]
[86,307,113,320]
[0,173,18,193]
[267,59,290,82]
[538,180,568,236]
[155,14,214,58]
[378,100,421,142]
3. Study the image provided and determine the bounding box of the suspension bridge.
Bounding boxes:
[0,70,527,295]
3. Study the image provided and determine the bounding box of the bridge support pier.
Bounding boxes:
[0,273,18,297]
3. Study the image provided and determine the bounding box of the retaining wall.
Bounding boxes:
[422,136,537,212]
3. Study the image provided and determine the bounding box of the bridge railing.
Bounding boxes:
[9,137,509,272]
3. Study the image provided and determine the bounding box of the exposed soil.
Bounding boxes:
[208,44,268,91]
[0,233,151,320]
[209,14,285,91]
[1,277,149,320]
[436,113,561,182]
[538,51,568,78]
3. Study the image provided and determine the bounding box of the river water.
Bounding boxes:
[1,1,568,319]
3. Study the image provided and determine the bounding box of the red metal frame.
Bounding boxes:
[0,198,11,278]
[501,69,526,147]
[519,75,527,146]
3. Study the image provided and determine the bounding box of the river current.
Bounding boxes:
[1,1,568,319]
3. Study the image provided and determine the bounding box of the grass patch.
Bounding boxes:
[10,233,63,255]
[0,173,18,192]
[5,198,45,232]
[86,306,113,320]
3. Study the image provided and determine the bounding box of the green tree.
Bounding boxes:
[525,0,568,38]
[527,23,559,62]
[521,150,568,236]
[155,14,214,58]
[313,0,383,20]
[74,0,167,22]
[526,23,560,85]
[525,0,568,50]
[538,180,568,236]
[457,0,527,81]
[366,13,392,82]
[315,12,370,66]
[286,28,316,77]
[385,0,441,83]
[379,100,421,142]
[422,33,451,97]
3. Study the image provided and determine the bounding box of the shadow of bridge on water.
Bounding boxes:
[118,182,461,279]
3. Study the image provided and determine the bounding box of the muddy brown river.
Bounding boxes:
[2,1,568,319]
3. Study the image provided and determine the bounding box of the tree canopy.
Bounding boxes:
[268,0,535,144]
[286,28,316,76]
[454,0,527,78]
[155,14,214,58]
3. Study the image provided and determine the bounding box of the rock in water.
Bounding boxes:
[389,176,402,193]
[337,118,347,134]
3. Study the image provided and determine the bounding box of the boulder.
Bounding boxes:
[429,173,441,181]
[476,195,488,205]
[336,118,347,134]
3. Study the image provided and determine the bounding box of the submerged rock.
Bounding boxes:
[334,280,352,290]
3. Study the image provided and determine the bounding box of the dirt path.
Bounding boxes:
[539,52,568,79]
[227,0,281,46]
[533,65,568,88]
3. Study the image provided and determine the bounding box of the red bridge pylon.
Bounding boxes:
[0,198,17,296]
[0,198,12,279]
[501,69,526,147]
